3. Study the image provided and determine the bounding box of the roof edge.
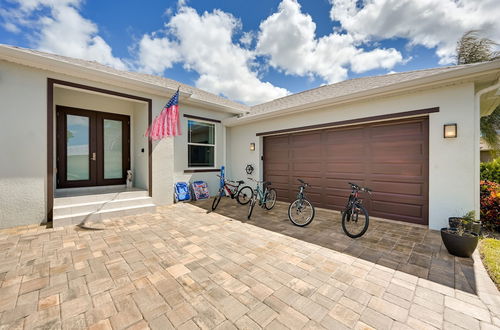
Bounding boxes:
[224,60,500,127]
[0,45,247,114]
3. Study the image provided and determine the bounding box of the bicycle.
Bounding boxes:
[288,179,315,227]
[212,175,253,211]
[247,178,277,219]
[341,182,372,238]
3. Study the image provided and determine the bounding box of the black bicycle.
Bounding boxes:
[342,182,372,238]
[288,179,315,227]
[212,175,253,211]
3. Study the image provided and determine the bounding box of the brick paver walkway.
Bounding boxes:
[195,199,475,292]
[0,203,499,329]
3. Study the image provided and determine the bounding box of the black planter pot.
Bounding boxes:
[440,228,479,258]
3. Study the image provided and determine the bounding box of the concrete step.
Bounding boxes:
[54,190,149,207]
[53,204,156,228]
[53,196,153,217]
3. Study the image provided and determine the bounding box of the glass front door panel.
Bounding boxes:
[66,115,90,181]
[103,119,123,179]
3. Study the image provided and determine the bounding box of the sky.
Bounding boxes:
[0,0,499,105]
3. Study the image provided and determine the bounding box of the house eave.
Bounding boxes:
[0,46,247,115]
[223,61,500,127]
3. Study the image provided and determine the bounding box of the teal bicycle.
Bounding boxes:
[247,178,277,219]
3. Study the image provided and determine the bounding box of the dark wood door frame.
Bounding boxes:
[56,106,131,188]
[47,78,152,222]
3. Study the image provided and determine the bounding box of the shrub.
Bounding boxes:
[480,159,500,183]
[480,180,500,230]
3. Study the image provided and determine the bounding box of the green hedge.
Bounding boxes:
[480,159,500,183]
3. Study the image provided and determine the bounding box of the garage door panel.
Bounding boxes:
[291,147,322,160]
[290,132,321,145]
[265,162,290,172]
[323,196,349,210]
[325,162,364,174]
[264,118,428,225]
[371,144,424,160]
[290,162,321,173]
[304,192,323,206]
[371,181,423,195]
[275,189,291,202]
[369,121,424,139]
[324,144,365,158]
[265,148,289,160]
[266,174,289,184]
[372,193,425,206]
[371,163,423,176]
[372,200,423,218]
[325,128,364,143]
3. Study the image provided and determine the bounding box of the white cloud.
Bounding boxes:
[2,0,126,69]
[137,34,179,74]
[239,31,254,48]
[138,6,289,105]
[329,0,500,64]
[256,0,404,83]
[350,48,403,73]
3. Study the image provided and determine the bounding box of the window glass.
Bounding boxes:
[66,115,89,181]
[103,119,123,179]
[188,120,215,168]
[188,120,215,144]
[188,145,215,167]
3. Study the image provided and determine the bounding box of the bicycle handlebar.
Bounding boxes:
[348,182,372,193]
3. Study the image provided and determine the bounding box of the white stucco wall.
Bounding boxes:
[173,105,234,195]
[0,61,47,228]
[0,60,174,228]
[226,83,478,230]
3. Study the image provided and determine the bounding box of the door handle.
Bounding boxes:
[91,152,96,161]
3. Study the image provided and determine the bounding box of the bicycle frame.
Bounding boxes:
[296,186,306,200]
[222,181,241,198]
[217,174,244,198]
[344,187,366,221]
[253,183,267,205]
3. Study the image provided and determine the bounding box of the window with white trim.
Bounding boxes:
[188,120,215,168]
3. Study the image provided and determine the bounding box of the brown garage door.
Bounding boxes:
[263,118,429,225]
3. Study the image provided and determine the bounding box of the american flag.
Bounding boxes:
[145,89,181,139]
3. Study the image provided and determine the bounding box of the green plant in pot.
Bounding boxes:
[441,211,480,258]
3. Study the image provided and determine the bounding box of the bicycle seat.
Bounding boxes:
[297,179,310,187]
[264,181,272,186]
[236,180,244,184]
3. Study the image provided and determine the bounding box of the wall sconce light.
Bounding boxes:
[250,142,255,151]
[443,124,457,138]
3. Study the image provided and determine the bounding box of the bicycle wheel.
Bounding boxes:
[211,190,223,211]
[341,204,369,238]
[236,186,253,205]
[263,188,277,210]
[247,197,256,219]
[288,199,315,227]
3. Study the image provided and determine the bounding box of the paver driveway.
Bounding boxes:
[195,199,475,292]
[0,203,498,329]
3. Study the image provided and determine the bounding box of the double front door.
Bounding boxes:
[56,106,130,188]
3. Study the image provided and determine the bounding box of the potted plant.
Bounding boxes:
[441,211,480,258]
